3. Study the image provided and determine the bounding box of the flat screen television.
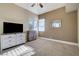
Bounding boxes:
[3,22,23,33]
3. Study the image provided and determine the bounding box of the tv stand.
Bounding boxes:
[0,33,26,53]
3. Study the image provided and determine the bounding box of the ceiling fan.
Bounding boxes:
[31,3,43,8]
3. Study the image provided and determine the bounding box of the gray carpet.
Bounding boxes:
[1,45,35,56]
[1,38,79,56]
[26,38,79,56]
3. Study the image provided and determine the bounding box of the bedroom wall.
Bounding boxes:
[0,3,38,34]
[39,7,77,43]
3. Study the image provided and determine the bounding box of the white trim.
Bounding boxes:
[39,37,78,46]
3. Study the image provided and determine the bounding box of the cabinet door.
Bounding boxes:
[8,34,16,46]
[1,34,16,49]
[1,35,10,49]
[16,33,26,45]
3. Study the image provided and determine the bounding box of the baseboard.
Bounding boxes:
[39,37,78,46]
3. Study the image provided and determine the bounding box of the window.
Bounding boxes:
[39,19,45,31]
[52,20,61,28]
[29,19,34,30]
[28,18,38,31]
[33,20,37,31]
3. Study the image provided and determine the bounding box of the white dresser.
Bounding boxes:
[0,33,26,52]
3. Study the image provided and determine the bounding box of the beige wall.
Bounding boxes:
[0,3,38,34]
[78,8,79,45]
[39,7,77,43]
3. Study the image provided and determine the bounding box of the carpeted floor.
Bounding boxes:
[26,38,79,56]
[1,45,35,56]
[1,37,79,56]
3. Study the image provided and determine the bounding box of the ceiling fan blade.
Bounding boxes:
[39,3,43,8]
[31,3,35,7]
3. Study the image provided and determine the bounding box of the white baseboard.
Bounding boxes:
[39,37,78,46]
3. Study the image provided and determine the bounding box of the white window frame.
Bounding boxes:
[52,20,61,28]
[38,19,45,32]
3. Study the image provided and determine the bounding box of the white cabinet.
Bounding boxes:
[0,33,26,51]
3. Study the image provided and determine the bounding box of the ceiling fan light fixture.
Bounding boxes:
[31,3,43,8]
[39,3,43,8]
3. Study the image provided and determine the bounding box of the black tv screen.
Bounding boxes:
[3,22,23,33]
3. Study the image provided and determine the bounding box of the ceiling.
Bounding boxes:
[15,3,66,15]
[15,3,79,15]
